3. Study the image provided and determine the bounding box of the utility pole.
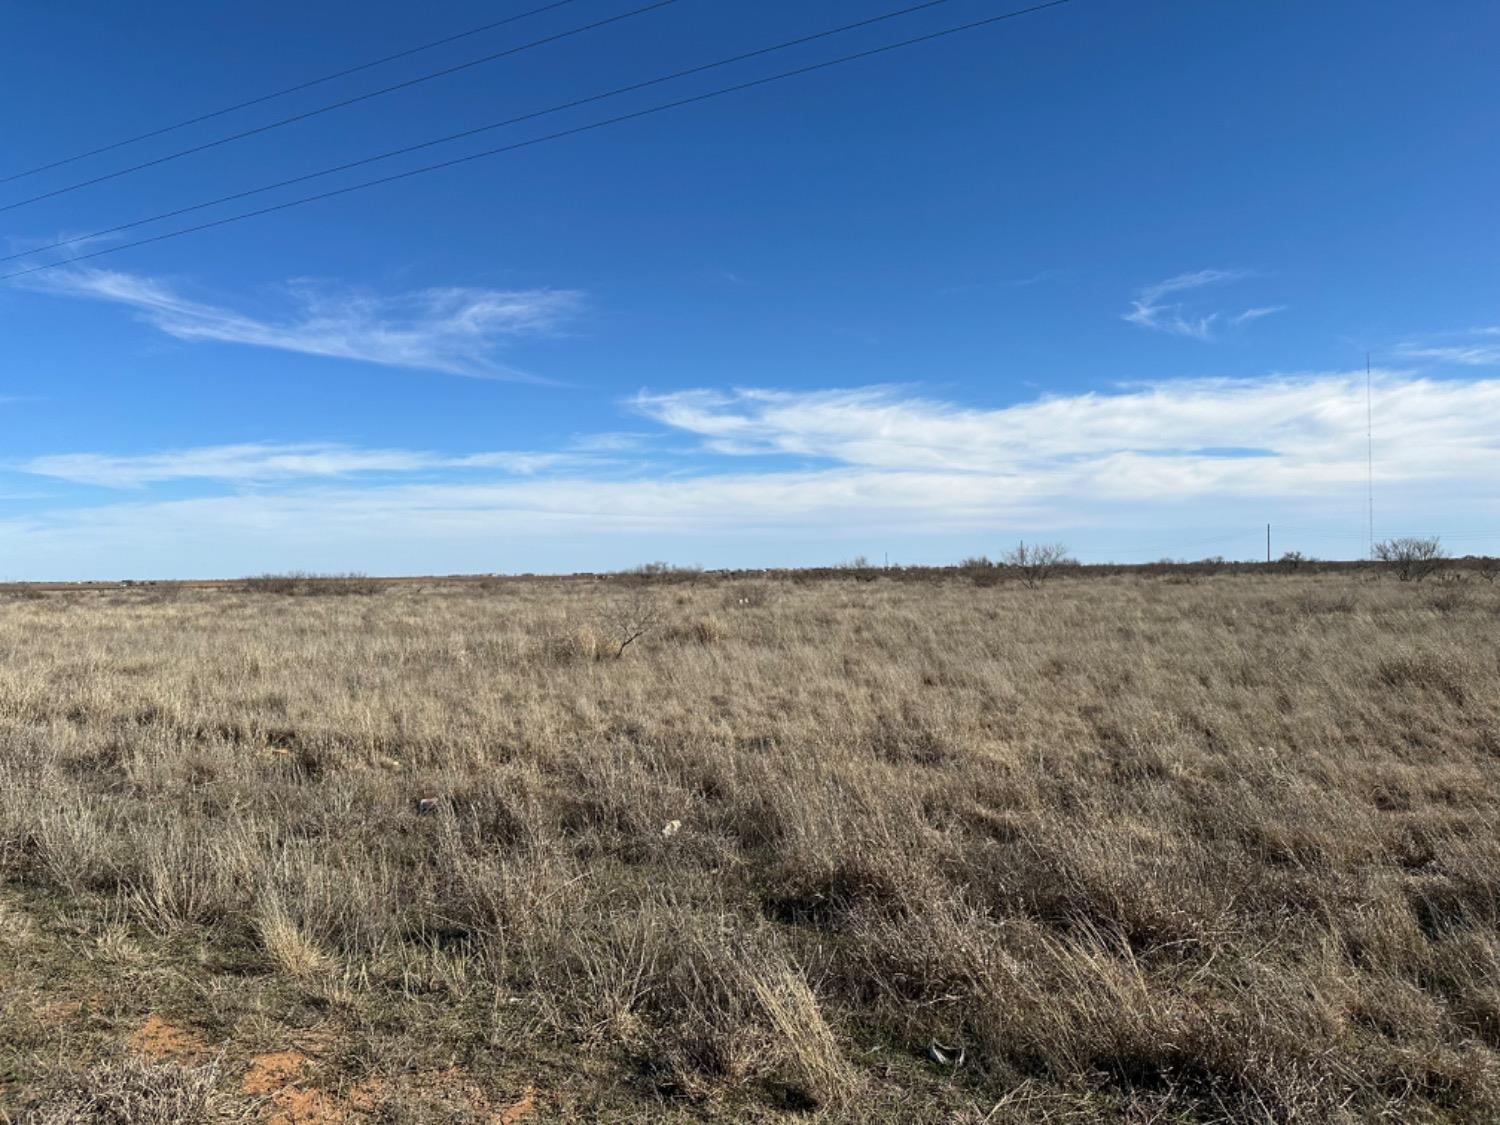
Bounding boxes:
[1266,523,1271,564]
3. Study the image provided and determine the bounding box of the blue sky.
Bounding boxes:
[2,0,1498,578]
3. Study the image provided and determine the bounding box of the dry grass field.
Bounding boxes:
[1,568,1499,1122]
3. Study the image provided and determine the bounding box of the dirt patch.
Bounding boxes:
[265,1085,345,1125]
[241,1048,394,1123]
[497,1085,538,1123]
[128,1014,207,1061]
[241,1049,311,1096]
[345,1078,388,1113]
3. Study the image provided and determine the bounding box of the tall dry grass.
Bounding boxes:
[1,570,1498,1120]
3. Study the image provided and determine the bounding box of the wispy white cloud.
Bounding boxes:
[20,442,578,489]
[1233,305,1285,325]
[564,431,652,454]
[1123,269,1277,339]
[25,376,1500,502]
[20,268,582,378]
[635,376,1500,490]
[4,230,122,258]
[1396,327,1500,367]
[6,373,1499,577]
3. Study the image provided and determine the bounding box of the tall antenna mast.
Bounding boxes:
[1366,352,1375,557]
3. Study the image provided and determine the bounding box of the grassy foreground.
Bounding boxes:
[1,569,1498,1122]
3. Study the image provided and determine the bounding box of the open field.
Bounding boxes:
[2,569,1499,1122]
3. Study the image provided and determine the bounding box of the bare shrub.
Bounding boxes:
[1374,536,1446,582]
[831,555,880,581]
[960,555,1002,587]
[1001,540,1074,588]
[241,572,305,595]
[314,572,383,596]
[626,561,703,586]
[241,571,381,596]
[600,588,663,658]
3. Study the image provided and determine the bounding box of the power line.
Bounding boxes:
[0,1,594,188]
[0,3,598,190]
[1,0,1077,283]
[2,0,984,267]
[0,0,683,215]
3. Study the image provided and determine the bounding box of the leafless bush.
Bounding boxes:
[240,572,306,595]
[601,587,663,658]
[241,571,382,596]
[1475,557,1499,585]
[624,561,704,586]
[832,555,880,581]
[1001,540,1074,589]
[316,572,383,596]
[959,555,1003,587]
[1374,536,1446,582]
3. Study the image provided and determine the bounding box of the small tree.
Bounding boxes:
[1001,541,1073,589]
[1373,536,1445,582]
[603,587,662,658]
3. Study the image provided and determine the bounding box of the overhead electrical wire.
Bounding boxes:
[2,0,991,267]
[1,0,1075,281]
[0,0,594,187]
[0,0,683,214]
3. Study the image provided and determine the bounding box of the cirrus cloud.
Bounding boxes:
[19,267,582,379]
[1396,327,1500,368]
[1123,269,1282,340]
[20,442,577,489]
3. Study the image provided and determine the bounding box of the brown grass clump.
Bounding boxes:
[2,570,1500,1119]
[254,897,335,983]
[748,965,859,1110]
[29,1054,240,1123]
